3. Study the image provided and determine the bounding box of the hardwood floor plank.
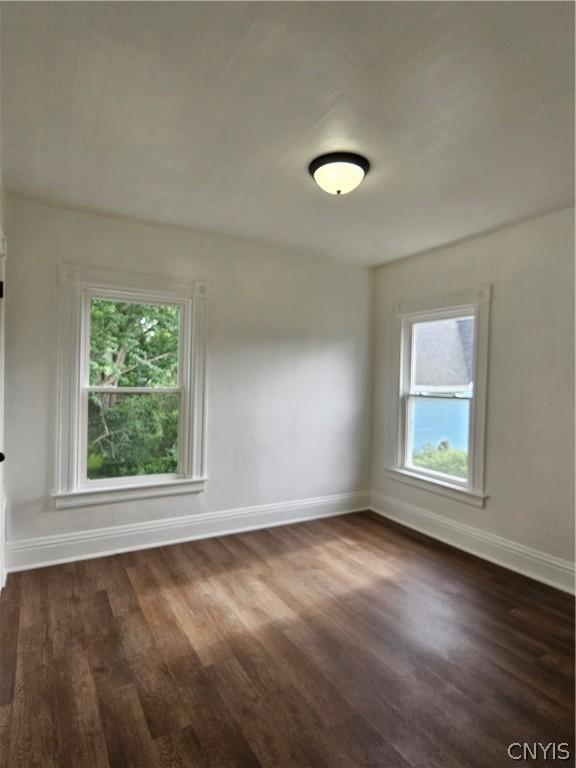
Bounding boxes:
[8,625,58,768]
[0,586,20,706]
[48,564,85,661]
[115,609,193,739]
[85,555,140,618]
[163,658,264,768]
[150,546,236,667]
[126,563,195,665]
[82,591,135,692]
[53,643,109,768]
[155,726,208,768]
[0,705,11,768]
[97,685,161,768]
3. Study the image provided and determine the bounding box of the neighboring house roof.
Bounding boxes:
[413,318,474,388]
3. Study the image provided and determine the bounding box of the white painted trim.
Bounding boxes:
[397,285,491,316]
[385,467,486,508]
[54,266,208,503]
[5,491,369,572]
[390,285,491,499]
[370,491,575,594]
[53,477,208,509]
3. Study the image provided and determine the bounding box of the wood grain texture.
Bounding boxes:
[0,512,574,767]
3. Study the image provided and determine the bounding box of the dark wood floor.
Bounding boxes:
[0,512,574,768]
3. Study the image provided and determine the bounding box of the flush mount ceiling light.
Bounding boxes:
[308,152,370,195]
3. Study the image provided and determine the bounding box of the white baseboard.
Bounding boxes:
[370,491,575,594]
[8,489,572,595]
[5,491,369,573]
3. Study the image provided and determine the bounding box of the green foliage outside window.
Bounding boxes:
[412,443,468,479]
[87,299,181,480]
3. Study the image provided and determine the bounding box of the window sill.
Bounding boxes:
[385,467,487,508]
[53,477,207,509]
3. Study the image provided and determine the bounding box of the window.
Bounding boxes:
[389,287,490,505]
[87,296,182,481]
[54,267,208,508]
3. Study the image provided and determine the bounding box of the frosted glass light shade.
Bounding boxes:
[308,152,370,196]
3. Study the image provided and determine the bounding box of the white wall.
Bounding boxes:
[4,195,574,590]
[5,194,372,543]
[371,207,575,566]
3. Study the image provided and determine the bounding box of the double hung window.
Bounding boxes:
[390,287,490,505]
[54,267,207,508]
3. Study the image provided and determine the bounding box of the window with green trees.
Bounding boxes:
[86,298,182,480]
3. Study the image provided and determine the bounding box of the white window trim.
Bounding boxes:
[53,265,208,509]
[385,285,491,508]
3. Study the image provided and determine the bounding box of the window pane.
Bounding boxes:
[89,298,180,387]
[408,397,469,480]
[412,316,474,393]
[87,392,179,479]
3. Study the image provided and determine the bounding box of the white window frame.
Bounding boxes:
[53,265,208,509]
[386,286,491,507]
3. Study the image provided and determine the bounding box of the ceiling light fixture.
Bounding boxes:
[308,152,370,196]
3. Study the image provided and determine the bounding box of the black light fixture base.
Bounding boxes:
[308,151,370,178]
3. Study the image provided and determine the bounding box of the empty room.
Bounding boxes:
[0,2,574,767]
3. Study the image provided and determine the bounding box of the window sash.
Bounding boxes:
[406,391,472,399]
[402,393,472,486]
[81,389,184,486]
[78,289,191,488]
[86,386,181,394]
[408,312,475,395]
[84,291,185,390]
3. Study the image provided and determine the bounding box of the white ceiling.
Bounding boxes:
[2,2,574,266]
